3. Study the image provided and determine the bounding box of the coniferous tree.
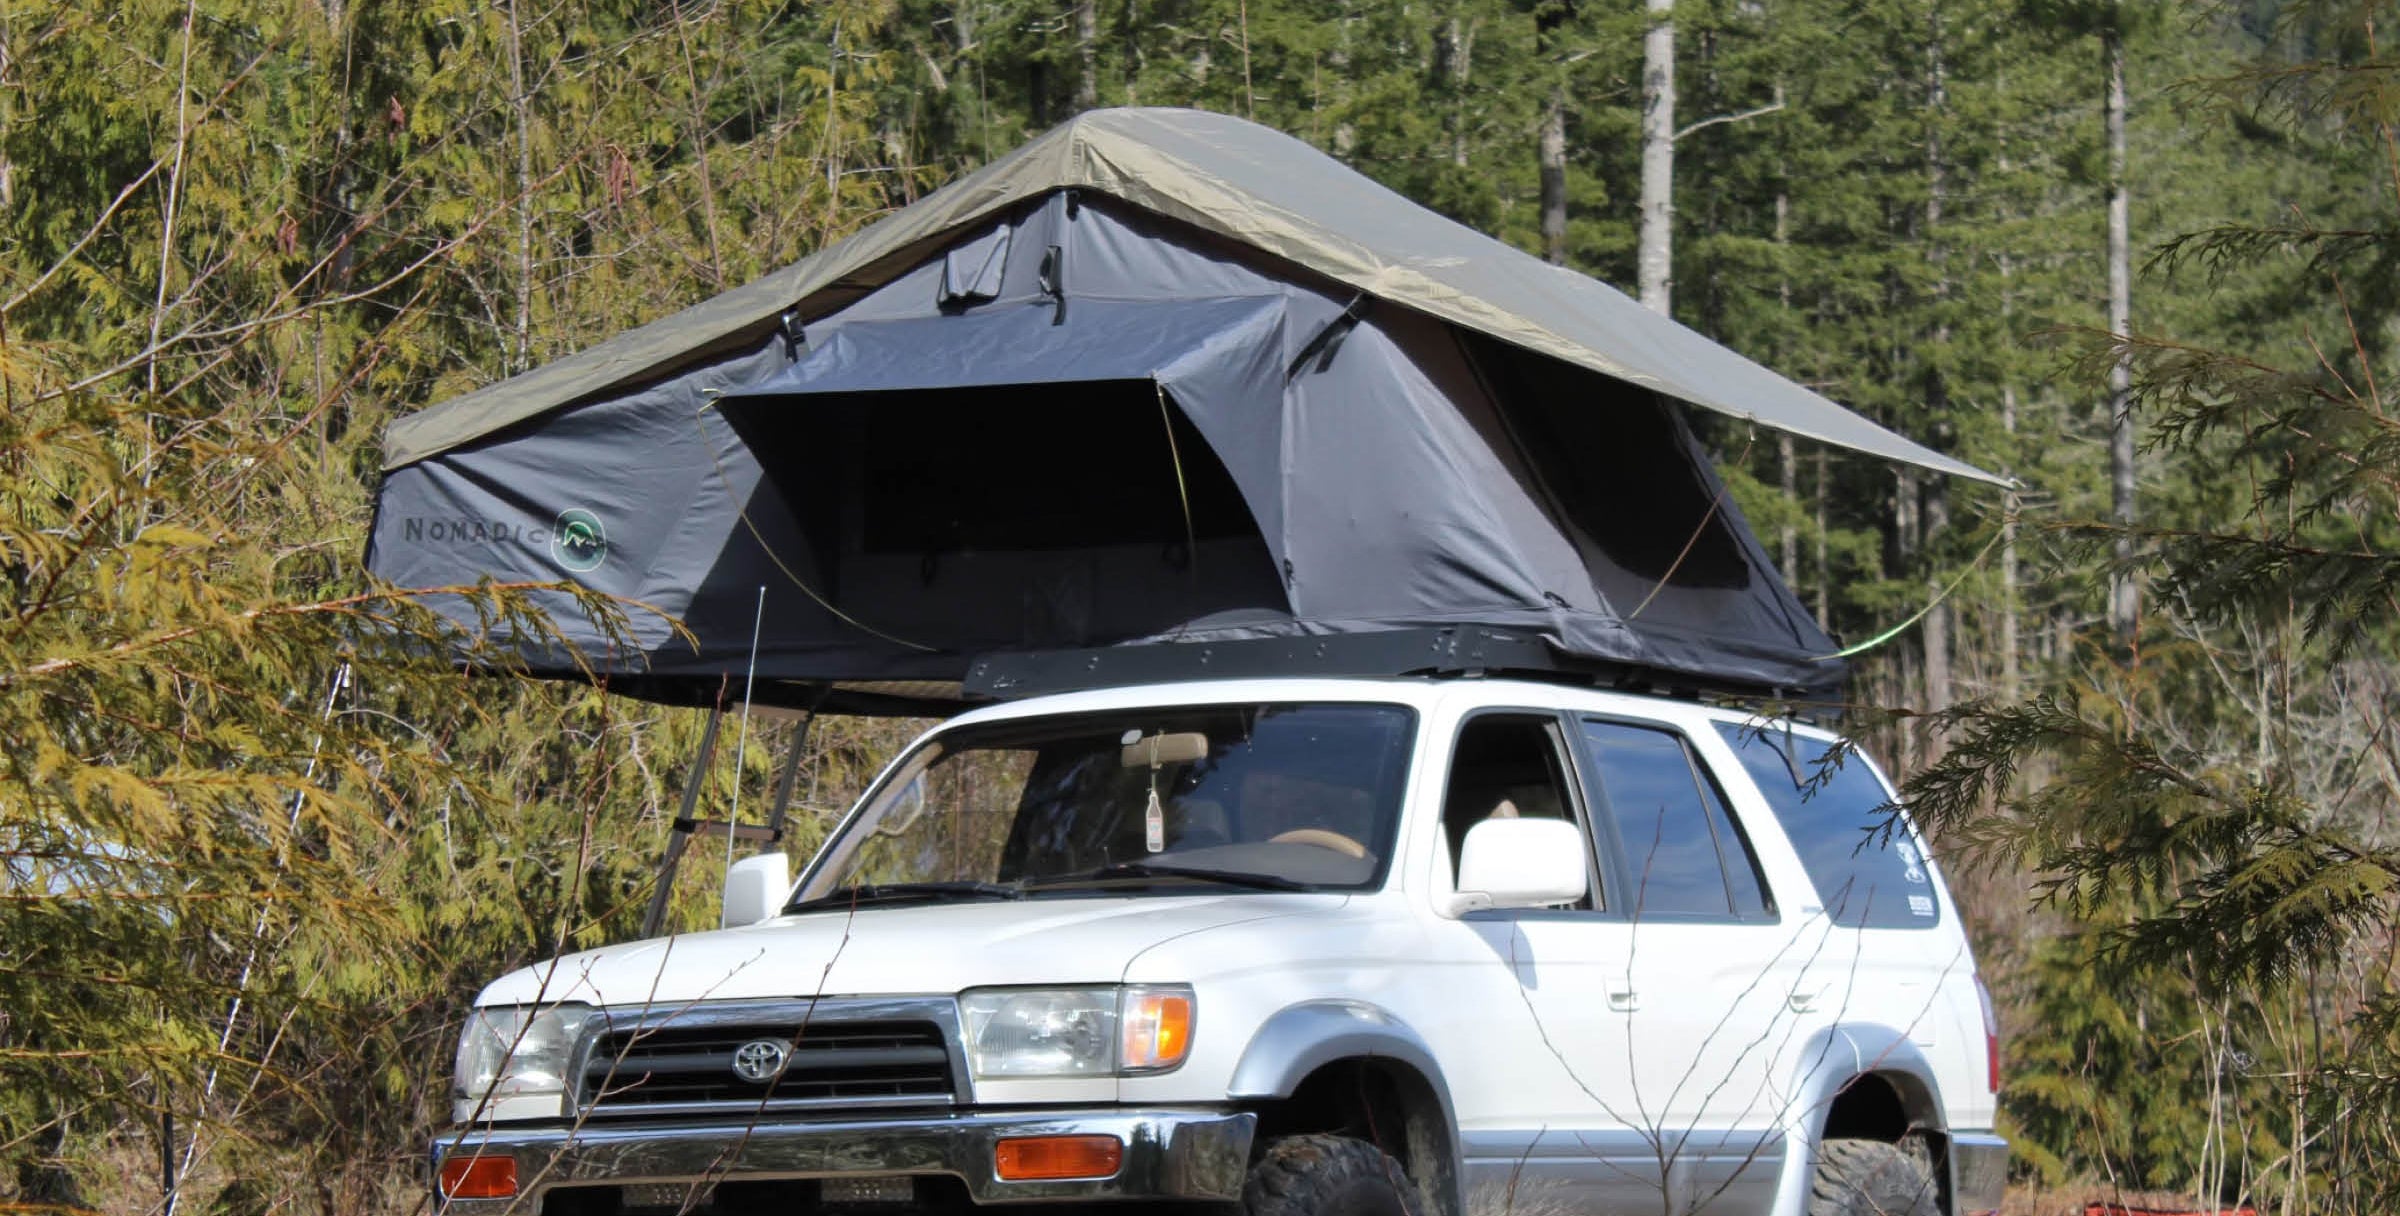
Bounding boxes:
[3,0,2394,1205]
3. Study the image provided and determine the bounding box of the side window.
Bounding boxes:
[1442,715,1596,909]
[1692,760,1775,919]
[1579,720,1774,921]
[1712,723,1939,929]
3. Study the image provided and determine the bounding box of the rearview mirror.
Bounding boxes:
[1451,818,1587,914]
[722,853,791,929]
[1121,731,1210,768]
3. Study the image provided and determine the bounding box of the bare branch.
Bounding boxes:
[1673,100,1785,142]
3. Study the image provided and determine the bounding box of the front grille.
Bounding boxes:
[581,1016,956,1114]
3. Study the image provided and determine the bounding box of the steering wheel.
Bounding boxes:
[1267,828,1369,859]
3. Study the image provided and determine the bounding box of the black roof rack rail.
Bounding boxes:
[961,626,1781,704]
[541,629,1832,717]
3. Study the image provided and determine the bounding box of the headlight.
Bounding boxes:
[452,1003,595,1122]
[959,986,1193,1079]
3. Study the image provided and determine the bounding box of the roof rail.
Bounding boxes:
[961,626,1778,704]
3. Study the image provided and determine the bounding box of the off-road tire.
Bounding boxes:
[1244,1133,1421,1216]
[1807,1137,1939,1216]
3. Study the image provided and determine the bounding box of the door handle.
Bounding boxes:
[1607,987,1640,1012]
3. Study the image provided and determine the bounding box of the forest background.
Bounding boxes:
[5,0,2400,1211]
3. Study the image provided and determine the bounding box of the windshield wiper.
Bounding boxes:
[1024,862,1318,893]
[785,881,1026,912]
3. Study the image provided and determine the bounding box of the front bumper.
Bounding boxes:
[431,1107,1256,1213]
[1948,1131,2008,1216]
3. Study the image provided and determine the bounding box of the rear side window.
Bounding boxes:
[1713,723,1940,929]
[1579,721,1772,921]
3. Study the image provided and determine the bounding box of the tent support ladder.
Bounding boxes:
[760,703,815,846]
[640,703,724,938]
[639,689,826,938]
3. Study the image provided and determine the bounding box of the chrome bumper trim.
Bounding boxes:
[1948,1131,2008,1216]
[432,1107,1256,1212]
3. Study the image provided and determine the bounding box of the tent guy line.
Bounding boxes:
[1817,529,2009,664]
[1624,429,1755,624]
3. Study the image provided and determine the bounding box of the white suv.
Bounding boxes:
[435,678,2007,1216]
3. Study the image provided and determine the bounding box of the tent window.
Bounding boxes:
[839,379,1258,555]
[1481,348,1749,590]
[720,376,1286,653]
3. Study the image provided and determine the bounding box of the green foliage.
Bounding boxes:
[0,0,2390,1206]
[0,0,929,1207]
[1903,5,2400,1208]
[1998,927,2240,1191]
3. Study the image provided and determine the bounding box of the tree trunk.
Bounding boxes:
[2105,17,2137,639]
[1540,93,1567,264]
[1238,0,1256,118]
[1776,187,1796,587]
[149,0,198,397]
[1922,481,1952,717]
[1814,449,1829,630]
[1778,433,1798,587]
[505,0,536,374]
[1920,4,1951,726]
[0,23,14,213]
[1533,2,1576,265]
[1327,2,1355,155]
[1637,0,1675,311]
[1996,108,2022,701]
[1123,0,1141,103]
[1075,0,1098,110]
[2001,381,2021,701]
[1893,468,1920,768]
[1445,16,1476,167]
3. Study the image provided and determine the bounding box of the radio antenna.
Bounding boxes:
[722,585,768,883]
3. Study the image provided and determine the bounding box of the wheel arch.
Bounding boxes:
[1770,1025,1958,1215]
[1227,1001,1462,1216]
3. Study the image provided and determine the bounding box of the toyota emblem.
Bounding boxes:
[729,1038,791,1084]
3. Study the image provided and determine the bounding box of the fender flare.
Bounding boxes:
[1227,1000,1463,1216]
[1768,1024,1951,1216]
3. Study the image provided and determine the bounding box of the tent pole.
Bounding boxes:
[641,701,726,938]
[761,686,829,849]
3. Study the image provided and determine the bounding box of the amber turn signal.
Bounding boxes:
[439,1154,520,1199]
[1120,987,1194,1072]
[994,1134,1125,1181]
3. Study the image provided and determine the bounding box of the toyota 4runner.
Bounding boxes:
[434,677,2007,1216]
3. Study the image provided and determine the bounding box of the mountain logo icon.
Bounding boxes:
[551,508,608,573]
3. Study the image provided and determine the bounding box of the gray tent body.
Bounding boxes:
[369,110,1990,711]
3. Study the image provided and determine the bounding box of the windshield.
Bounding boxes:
[791,703,1417,907]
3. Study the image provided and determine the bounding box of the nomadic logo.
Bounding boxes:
[551,508,608,573]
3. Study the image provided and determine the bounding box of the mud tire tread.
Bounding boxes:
[1806,1137,1940,1216]
[1244,1133,1421,1216]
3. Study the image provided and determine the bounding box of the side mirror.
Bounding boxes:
[722,853,791,929]
[1452,818,1587,914]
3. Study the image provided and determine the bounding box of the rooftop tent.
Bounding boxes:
[367,108,2001,713]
